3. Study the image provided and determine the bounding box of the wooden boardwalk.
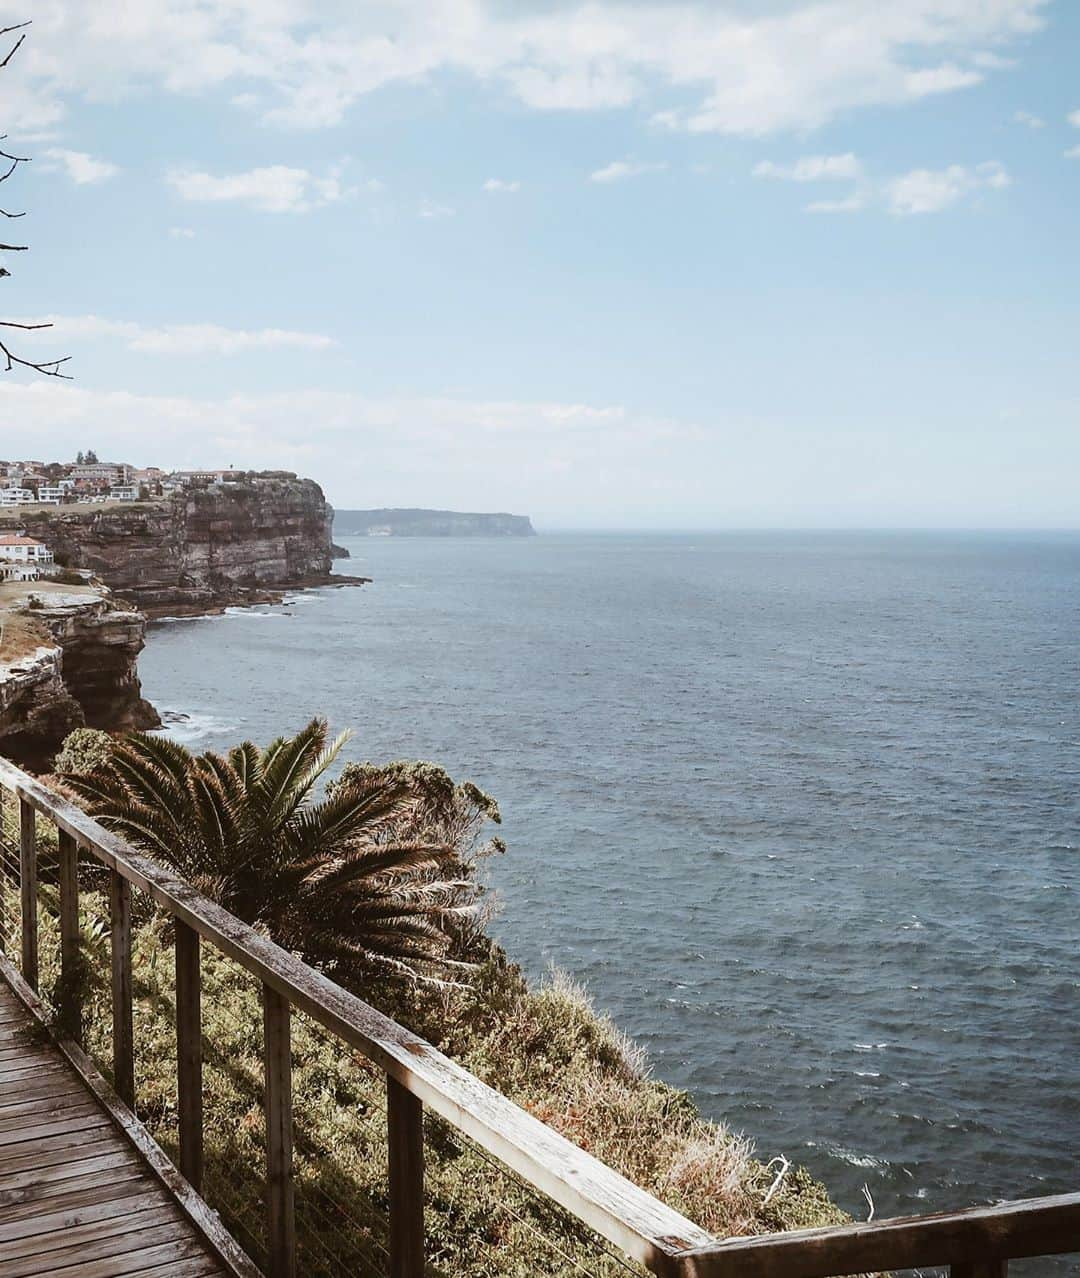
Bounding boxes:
[0,978,232,1278]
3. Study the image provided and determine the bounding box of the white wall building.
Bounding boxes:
[0,534,54,565]
[0,488,35,507]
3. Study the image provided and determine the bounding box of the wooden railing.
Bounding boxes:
[1,754,1078,1278]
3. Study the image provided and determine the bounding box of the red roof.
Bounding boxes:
[0,534,46,547]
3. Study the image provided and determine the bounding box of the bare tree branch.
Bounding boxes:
[0,339,71,377]
[0,19,71,378]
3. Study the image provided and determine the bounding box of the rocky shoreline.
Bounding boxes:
[0,473,367,767]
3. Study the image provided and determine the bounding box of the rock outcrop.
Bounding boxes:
[0,591,159,769]
[0,642,83,770]
[7,474,341,614]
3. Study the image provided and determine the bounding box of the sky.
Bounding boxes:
[1,0,1078,529]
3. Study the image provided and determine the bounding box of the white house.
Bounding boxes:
[0,533,54,565]
[0,488,35,507]
[35,486,65,505]
[109,485,140,501]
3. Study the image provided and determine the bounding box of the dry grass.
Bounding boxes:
[0,610,52,662]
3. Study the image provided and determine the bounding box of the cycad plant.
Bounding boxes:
[65,719,480,987]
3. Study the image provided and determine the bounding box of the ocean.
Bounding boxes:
[137,531,1080,1248]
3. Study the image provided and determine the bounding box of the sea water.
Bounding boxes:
[138,531,1080,1245]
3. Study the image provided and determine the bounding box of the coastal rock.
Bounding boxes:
[7,474,342,614]
[0,643,83,770]
[0,590,159,769]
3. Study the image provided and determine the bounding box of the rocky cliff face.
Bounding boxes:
[0,592,158,769]
[0,642,83,770]
[12,474,335,614]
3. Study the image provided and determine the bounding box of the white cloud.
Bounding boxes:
[884,161,1010,216]
[1068,109,1080,128]
[483,178,521,193]
[3,1,1049,140]
[753,153,860,182]
[166,165,351,213]
[1065,145,1080,160]
[41,148,119,184]
[756,151,1010,217]
[14,315,335,355]
[1013,109,1045,128]
[590,159,666,183]
[168,226,196,239]
[903,63,982,98]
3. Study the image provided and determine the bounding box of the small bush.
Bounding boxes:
[54,727,115,776]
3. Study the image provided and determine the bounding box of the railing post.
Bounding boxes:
[263,983,296,1278]
[110,867,135,1107]
[387,1075,425,1278]
[175,920,204,1191]
[18,798,37,990]
[57,829,81,1039]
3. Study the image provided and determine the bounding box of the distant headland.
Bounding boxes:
[335,508,536,537]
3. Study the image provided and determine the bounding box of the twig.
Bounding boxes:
[0,339,71,377]
[0,22,28,69]
[862,1184,875,1222]
[762,1155,791,1206]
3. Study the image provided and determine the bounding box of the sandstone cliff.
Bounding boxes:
[6,474,338,614]
[0,589,158,769]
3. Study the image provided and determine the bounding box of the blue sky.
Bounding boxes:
[2,0,1078,528]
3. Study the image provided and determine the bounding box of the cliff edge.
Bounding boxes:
[0,583,158,769]
[4,473,348,615]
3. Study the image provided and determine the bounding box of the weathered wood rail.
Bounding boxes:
[1,755,1078,1278]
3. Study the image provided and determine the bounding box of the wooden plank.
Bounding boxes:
[110,867,135,1108]
[0,1164,149,1218]
[952,1263,1008,1278]
[5,1234,210,1278]
[0,1075,86,1109]
[675,1195,1080,1278]
[263,983,296,1278]
[0,1203,181,1261]
[0,1097,100,1133]
[0,1088,87,1120]
[0,1149,141,1193]
[0,1218,189,1278]
[0,760,713,1272]
[388,1075,424,1278]
[0,1110,111,1149]
[0,1188,167,1244]
[0,957,263,1278]
[58,827,82,1040]
[0,1060,68,1085]
[175,919,203,1191]
[17,799,36,991]
[0,1135,122,1177]
[122,1260,225,1278]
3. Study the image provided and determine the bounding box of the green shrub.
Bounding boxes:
[54,727,115,775]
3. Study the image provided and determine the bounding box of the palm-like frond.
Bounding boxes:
[63,720,489,991]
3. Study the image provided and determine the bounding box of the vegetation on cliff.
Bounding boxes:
[42,724,847,1274]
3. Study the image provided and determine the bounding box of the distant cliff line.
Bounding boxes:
[335,508,536,537]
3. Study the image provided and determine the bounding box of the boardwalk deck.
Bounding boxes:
[0,979,232,1278]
